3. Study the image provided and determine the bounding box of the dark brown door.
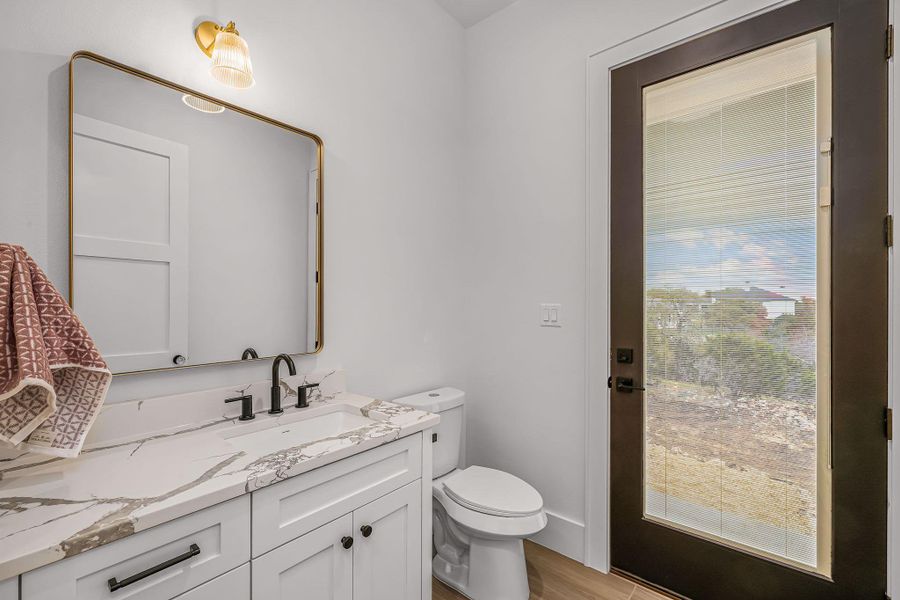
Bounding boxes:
[609,1,887,598]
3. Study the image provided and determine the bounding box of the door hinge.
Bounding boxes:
[886,407,893,440]
[888,24,894,60]
[885,215,894,247]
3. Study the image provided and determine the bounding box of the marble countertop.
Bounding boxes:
[0,374,438,580]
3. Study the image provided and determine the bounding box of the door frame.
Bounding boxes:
[585,0,896,593]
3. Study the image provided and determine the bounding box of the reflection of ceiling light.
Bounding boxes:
[194,20,255,89]
[181,94,225,114]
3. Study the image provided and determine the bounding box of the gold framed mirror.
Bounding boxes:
[69,52,323,375]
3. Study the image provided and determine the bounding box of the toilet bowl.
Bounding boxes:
[394,388,547,600]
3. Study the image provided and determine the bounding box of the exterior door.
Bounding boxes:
[609,1,887,598]
[72,114,189,373]
[352,481,422,600]
[251,514,353,600]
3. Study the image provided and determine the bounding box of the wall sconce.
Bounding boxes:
[194,20,255,89]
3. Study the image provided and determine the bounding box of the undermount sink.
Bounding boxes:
[219,405,376,454]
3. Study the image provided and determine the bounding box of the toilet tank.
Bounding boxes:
[393,387,464,478]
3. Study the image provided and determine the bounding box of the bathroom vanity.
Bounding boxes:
[0,370,438,599]
[0,51,443,600]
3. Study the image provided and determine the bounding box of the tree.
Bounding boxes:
[645,287,816,402]
[701,333,815,402]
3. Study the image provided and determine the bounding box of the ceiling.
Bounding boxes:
[435,0,519,28]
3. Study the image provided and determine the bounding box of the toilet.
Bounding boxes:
[394,388,547,600]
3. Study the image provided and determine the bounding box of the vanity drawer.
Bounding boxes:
[173,563,249,600]
[252,433,422,556]
[22,495,250,600]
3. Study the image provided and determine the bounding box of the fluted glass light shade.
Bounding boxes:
[210,29,254,89]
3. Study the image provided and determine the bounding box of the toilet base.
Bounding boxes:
[433,537,530,600]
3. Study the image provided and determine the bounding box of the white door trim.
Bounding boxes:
[583,0,801,574]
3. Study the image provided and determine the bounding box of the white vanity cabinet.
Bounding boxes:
[252,481,422,600]
[16,432,432,600]
[352,481,422,600]
[174,564,250,599]
[21,495,250,600]
[251,514,353,600]
[251,433,423,556]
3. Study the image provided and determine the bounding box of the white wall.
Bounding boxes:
[461,0,717,560]
[0,0,467,403]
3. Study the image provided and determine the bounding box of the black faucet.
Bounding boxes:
[241,347,259,360]
[270,353,296,414]
[225,394,255,421]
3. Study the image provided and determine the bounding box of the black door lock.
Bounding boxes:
[615,377,646,393]
[616,348,634,364]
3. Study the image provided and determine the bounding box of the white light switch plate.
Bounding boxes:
[540,303,562,327]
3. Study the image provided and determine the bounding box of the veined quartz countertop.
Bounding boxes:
[0,371,438,580]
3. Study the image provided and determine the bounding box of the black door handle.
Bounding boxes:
[615,377,646,393]
[341,536,354,549]
[360,525,373,538]
[108,543,200,592]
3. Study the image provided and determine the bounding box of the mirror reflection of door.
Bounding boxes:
[73,114,189,373]
[307,168,319,352]
[609,1,887,598]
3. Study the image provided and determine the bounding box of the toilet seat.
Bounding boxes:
[433,469,548,541]
[442,466,543,517]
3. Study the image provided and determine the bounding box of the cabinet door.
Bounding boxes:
[353,481,422,600]
[252,514,352,600]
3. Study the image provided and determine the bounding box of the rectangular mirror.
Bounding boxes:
[69,53,322,374]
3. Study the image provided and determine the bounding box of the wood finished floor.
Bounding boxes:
[433,540,671,600]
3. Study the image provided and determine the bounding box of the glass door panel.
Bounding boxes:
[642,29,831,573]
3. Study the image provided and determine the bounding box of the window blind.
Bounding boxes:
[642,33,825,569]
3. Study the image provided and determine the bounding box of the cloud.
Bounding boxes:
[665,229,705,247]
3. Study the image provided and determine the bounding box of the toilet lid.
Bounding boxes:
[442,466,543,517]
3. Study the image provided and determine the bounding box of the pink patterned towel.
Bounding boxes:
[0,244,111,457]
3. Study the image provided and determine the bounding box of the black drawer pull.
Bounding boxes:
[108,543,200,592]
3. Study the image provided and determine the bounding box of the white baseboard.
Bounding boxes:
[529,510,586,563]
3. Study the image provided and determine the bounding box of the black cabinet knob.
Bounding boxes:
[360,525,373,538]
[341,536,353,549]
[172,354,186,365]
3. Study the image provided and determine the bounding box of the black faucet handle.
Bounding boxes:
[296,382,320,408]
[225,394,255,421]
